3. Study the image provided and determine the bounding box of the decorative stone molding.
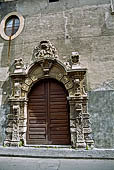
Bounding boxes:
[4,41,94,148]
[9,58,26,74]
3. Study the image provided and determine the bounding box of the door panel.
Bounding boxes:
[27,79,70,145]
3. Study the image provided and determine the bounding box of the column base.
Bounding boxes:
[76,142,86,149]
[4,140,19,147]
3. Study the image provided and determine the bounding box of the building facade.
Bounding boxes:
[0,0,114,148]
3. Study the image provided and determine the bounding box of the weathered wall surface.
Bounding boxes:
[0,0,113,90]
[88,90,114,148]
[0,0,114,148]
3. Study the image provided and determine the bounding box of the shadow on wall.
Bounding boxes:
[0,1,18,145]
[0,0,17,67]
[0,77,11,145]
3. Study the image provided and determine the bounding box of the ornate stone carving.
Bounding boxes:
[6,40,94,149]
[14,82,21,97]
[56,73,64,81]
[11,105,20,146]
[64,52,81,70]
[65,81,73,90]
[25,78,33,86]
[33,40,58,59]
[73,78,80,96]
[9,58,26,74]
[70,52,80,64]
[21,83,29,92]
[61,75,69,84]
[40,59,54,75]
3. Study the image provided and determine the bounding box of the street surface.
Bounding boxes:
[0,157,114,170]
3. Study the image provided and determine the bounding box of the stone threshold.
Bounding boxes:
[24,145,71,148]
[0,147,114,159]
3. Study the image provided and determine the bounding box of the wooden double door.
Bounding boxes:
[27,78,70,145]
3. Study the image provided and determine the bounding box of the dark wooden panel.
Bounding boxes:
[29,135,46,139]
[49,124,68,127]
[51,140,70,145]
[28,106,46,109]
[29,131,46,135]
[29,127,45,132]
[50,115,68,120]
[29,124,46,128]
[29,113,46,117]
[50,108,67,112]
[29,117,46,120]
[29,102,45,106]
[50,105,67,109]
[50,101,67,105]
[50,120,68,124]
[29,97,46,100]
[51,135,68,139]
[50,127,68,131]
[29,119,46,124]
[29,109,46,113]
[50,131,69,135]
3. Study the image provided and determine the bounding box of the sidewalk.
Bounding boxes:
[0,146,114,159]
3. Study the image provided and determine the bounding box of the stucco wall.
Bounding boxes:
[0,0,114,148]
[88,90,114,148]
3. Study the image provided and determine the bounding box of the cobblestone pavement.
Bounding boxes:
[0,157,114,170]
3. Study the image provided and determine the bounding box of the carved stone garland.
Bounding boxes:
[4,41,94,148]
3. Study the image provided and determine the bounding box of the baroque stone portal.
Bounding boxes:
[5,40,94,148]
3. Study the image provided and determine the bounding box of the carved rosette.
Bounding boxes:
[5,41,94,148]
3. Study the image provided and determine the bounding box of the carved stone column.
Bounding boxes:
[66,52,94,148]
[68,97,86,148]
[11,105,20,146]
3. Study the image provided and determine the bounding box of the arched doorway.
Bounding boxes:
[27,78,71,145]
[6,41,94,148]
